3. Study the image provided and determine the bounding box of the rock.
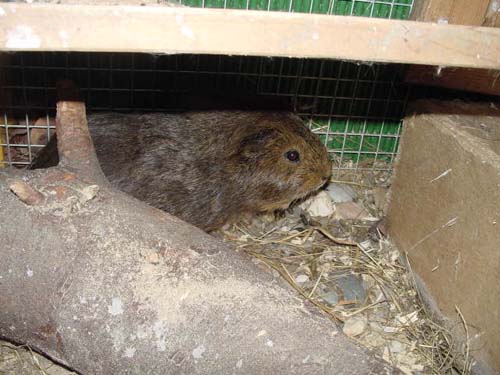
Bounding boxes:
[321,291,339,305]
[295,274,309,284]
[342,315,367,337]
[389,340,405,354]
[335,273,366,303]
[326,183,357,203]
[300,191,334,217]
[334,202,377,221]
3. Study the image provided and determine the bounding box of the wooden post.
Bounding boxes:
[388,100,500,373]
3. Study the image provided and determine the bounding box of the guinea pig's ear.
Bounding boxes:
[237,128,278,161]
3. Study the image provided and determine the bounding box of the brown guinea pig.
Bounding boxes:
[37,111,332,231]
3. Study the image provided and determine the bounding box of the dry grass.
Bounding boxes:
[218,187,473,375]
[0,341,76,375]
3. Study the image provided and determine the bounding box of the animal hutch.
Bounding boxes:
[0,1,499,374]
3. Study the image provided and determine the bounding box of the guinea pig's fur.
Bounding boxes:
[80,111,332,231]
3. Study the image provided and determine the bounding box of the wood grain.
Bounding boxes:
[410,0,491,25]
[406,65,500,96]
[0,3,499,69]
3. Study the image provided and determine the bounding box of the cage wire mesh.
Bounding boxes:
[0,0,414,182]
[180,0,414,17]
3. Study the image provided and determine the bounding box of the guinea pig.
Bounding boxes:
[35,111,332,231]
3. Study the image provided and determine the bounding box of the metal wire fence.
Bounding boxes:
[0,0,414,181]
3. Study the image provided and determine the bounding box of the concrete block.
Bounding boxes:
[388,100,500,373]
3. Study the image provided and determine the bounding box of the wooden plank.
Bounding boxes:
[410,0,491,25]
[0,4,499,69]
[406,0,500,95]
[406,65,500,96]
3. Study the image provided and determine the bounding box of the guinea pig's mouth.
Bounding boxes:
[289,181,329,208]
[268,180,330,212]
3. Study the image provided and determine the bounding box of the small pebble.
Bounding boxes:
[389,340,405,354]
[334,273,366,303]
[335,201,376,221]
[321,291,339,305]
[326,183,357,203]
[300,191,335,217]
[295,274,309,284]
[342,315,367,337]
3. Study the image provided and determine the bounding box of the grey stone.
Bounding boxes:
[335,272,367,303]
[322,290,339,305]
[327,183,358,203]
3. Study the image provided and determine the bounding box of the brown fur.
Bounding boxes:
[41,111,332,231]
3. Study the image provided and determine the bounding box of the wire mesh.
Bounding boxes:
[0,0,414,181]
[180,0,414,19]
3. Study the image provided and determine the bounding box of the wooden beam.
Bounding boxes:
[406,65,500,96]
[406,0,500,95]
[0,3,499,69]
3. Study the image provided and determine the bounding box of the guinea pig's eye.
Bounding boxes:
[285,150,300,163]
